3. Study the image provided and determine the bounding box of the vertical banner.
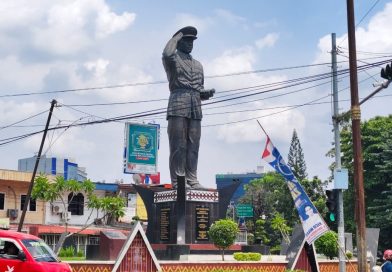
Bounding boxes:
[124,122,159,174]
[262,136,329,244]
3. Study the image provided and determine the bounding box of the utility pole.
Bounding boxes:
[345,1,367,271]
[331,33,346,272]
[18,99,57,232]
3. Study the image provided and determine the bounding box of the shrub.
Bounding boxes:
[247,233,255,245]
[314,231,338,259]
[346,250,353,259]
[58,246,75,257]
[270,245,281,255]
[77,250,84,257]
[208,219,239,261]
[233,252,261,261]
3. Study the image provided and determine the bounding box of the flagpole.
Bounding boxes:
[256,120,269,137]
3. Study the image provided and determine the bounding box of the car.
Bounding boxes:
[0,229,72,272]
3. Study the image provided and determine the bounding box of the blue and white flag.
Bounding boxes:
[262,136,329,244]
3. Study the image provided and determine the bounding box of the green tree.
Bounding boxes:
[314,231,338,259]
[32,175,125,254]
[300,176,327,215]
[241,172,297,249]
[208,219,239,261]
[254,219,270,245]
[288,129,308,181]
[240,172,327,249]
[334,115,392,250]
[270,213,292,244]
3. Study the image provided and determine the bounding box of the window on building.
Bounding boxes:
[88,236,100,245]
[20,195,36,211]
[68,193,84,215]
[0,193,4,210]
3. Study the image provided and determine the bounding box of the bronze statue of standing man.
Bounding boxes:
[162,26,215,189]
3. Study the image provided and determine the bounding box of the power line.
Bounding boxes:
[59,58,389,109]
[0,109,49,130]
[0,59,383,99]
[0,59,388,145]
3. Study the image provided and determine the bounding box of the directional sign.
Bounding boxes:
[236,204,253,217]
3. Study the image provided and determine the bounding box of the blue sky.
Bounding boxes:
[1,0,391,187]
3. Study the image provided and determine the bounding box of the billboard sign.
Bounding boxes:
[124,123,159,174]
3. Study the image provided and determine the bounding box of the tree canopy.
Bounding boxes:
[336,115,392,250]
[240,172,326,250]
[288,129,308,181]
[208,219,239,260]
[32,175,125,253]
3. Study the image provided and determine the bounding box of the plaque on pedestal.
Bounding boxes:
[134,177,240,246]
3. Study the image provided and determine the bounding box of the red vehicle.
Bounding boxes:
[0,229,72,272]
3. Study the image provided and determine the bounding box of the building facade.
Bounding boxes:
[0,169,47,228]
[18,156,87,181]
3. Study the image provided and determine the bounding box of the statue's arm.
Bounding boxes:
[162,32,183,58]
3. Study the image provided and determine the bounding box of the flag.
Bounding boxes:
[262,136,329,244]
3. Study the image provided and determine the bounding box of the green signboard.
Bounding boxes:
[236,204,253,217]
[124,123,159,174]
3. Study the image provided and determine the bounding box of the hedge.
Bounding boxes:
[233,252,261,261]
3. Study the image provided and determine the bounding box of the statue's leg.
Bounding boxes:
[168,116,187,188]
[186,118,201,188]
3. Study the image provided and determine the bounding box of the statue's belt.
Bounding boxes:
[170,88,199,94]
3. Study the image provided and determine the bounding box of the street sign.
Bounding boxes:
[236,204,253,217]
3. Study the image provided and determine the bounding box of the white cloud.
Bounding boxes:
[205,46,286,92]
[214,9,246,25]
[95,6,136,38]
[0,0,136,55]
[215,103,305,143]
[69,59,154,102]
[84,58,110,79]
[23,126,95,158]
[314,3,392,66]
[0,1,46,30]
[174,13,214,34]
[255,33,279,49]
[357,3,392,52]
[0,101,44,125]
[0,55,49,90]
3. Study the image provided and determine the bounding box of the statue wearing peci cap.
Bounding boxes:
[162,26,215,189]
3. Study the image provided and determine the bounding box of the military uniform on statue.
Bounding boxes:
[133,26,239,260]
[162,26,215,190]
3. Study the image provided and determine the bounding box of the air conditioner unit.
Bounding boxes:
[51,204,64,214]
[60,211,71,221]
[7,209,18,219]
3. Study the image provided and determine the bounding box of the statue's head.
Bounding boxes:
[174,26,197,54]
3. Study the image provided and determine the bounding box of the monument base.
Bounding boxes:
[134,176,240,245]
[155,244,190,260]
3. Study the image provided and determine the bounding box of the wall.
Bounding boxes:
[0,170,45,226]
[68,260,360,272]
[44,190,106,226]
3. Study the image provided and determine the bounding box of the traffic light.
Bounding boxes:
[381,62,392,80]
[325,189,338,222]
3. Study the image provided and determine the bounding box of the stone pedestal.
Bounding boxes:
[134,176,240,246]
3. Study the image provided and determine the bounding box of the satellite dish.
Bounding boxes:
[133,174,142,184]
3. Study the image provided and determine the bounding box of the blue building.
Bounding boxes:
[215,172,264,204]
[18,155,87,181]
